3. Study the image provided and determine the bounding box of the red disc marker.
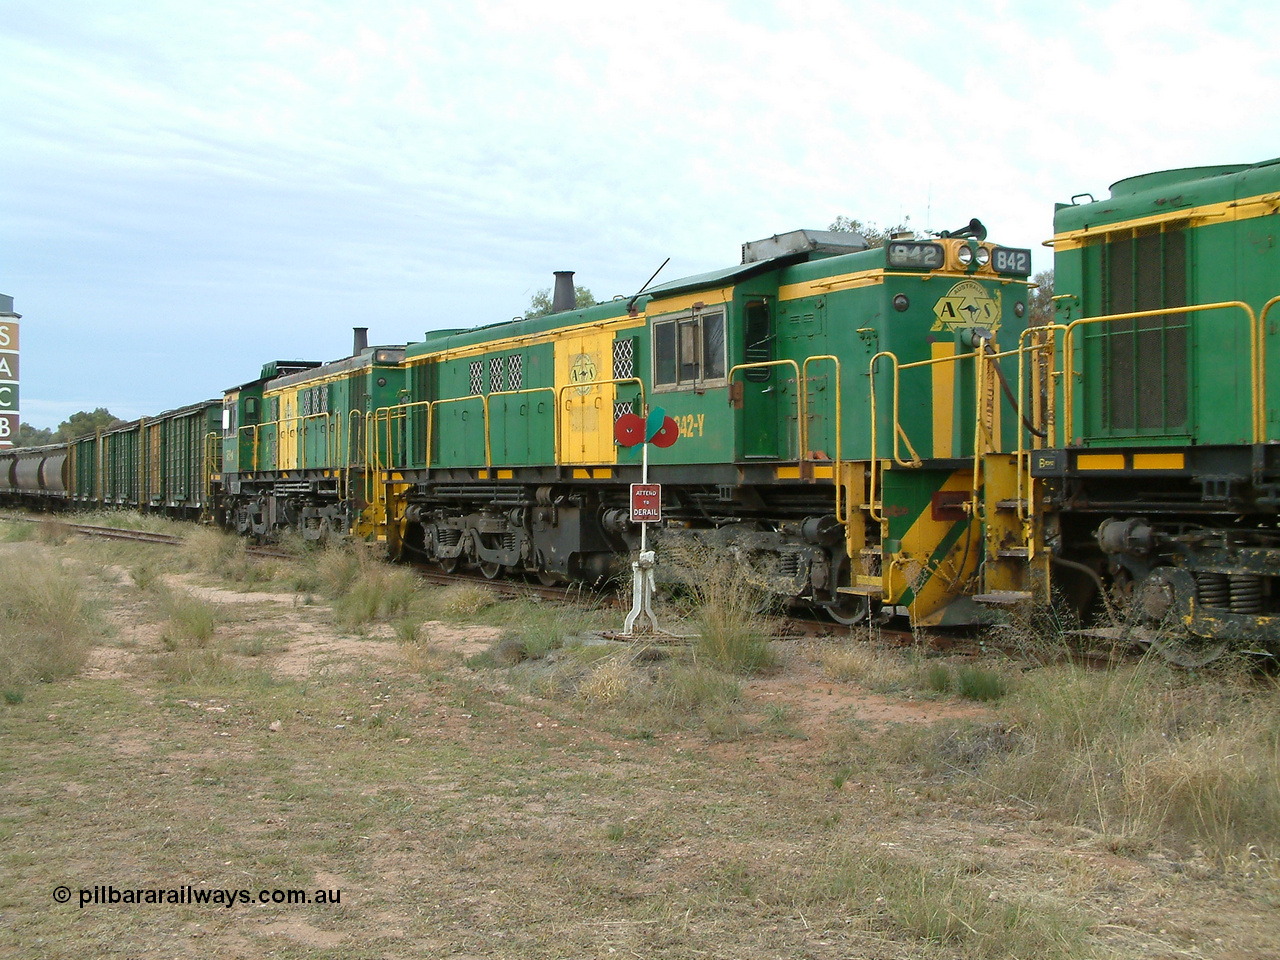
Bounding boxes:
[614,412,645,447]
[650,416,680,448]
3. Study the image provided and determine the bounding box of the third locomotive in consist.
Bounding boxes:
[8,157,1280,658]
[1041,159,1280,655]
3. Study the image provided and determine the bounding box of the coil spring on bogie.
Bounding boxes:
[778,554,800,579]
[437,528,462,547]
[502,531,518,552]
[1229,574,1264,615]
[1196,572,1230,609]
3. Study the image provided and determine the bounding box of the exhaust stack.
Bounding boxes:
[353,327,369,356]
[552,271,575,313]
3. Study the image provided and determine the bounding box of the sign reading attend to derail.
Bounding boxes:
[630,483,661,523]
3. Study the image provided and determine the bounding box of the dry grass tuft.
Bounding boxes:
[658,537,777,675]
[178,524,242,574]
[913,659,1280,863]
[0,549,95,690]
[159,587,218,649]
[423,582,497,620]
[820,641,913,691]
[578,655,642,705]
[813,844,1090,958]
[307,544,419,629]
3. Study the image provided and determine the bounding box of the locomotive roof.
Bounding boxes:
[406,297,649,360]
[405,237,878,361]
[268,346,406,390]
[1054,157,1280,234]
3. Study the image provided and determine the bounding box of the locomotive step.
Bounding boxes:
[995,548,1030,559]
[838,578,884,598]
[995,499,1028,511]
[974,590,1034,605]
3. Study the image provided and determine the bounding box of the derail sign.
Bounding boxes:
[630,483,661,523]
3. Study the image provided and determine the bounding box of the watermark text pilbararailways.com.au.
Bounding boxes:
[53,885,341,910]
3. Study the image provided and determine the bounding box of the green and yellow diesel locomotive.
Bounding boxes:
[23,157,1280,654]
[1042,158,1280,655]
[216,334,406,540]
[367,225,1039,625]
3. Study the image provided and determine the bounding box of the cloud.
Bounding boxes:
[2,1,1278,426]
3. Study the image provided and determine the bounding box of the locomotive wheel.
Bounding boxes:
[822,595,870,626]
[1150,633,1229,668]
[480,561,502,580]
[537,569,560,587]
[439,556,459,574]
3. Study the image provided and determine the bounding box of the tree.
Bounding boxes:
[54,408,125,442]
[524,286,597,319]
[14,422,54,447]
[828,215,917,248]
[1028,269,1055,326]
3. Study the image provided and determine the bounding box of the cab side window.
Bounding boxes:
[653,310,726,390]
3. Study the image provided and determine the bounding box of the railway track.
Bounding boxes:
[1,516,295,559]
[1,515,1147,660]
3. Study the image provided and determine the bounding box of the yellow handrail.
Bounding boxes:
[801,355,843,521]
[1015,325,1065,521]
[371,399,434,471]
[298,412,336,470]
[236,424,260,472]
[345,408,364,502]
[868,350,932,468]
[727,360,802,460]
[431,395,491,467]
[554,376,646,465]
[1062,301,1259,443]
[1260,296,1280,440]
[203,430,221,514]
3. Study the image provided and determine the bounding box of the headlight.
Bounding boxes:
[956,246,973,267]
[975,247,990,266]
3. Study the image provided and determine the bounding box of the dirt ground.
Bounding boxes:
[2,538,1278,959]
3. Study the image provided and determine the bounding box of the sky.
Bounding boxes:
[4,0,1280,428]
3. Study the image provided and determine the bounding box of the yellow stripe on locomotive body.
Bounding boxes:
[1050,188,1280,251]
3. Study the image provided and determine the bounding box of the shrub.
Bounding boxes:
[955,665,1011,702]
